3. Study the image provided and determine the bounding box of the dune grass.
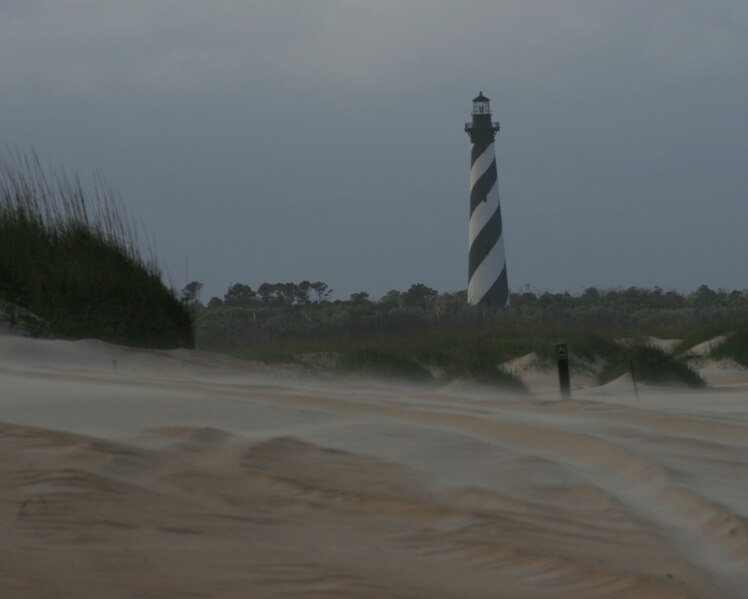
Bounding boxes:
[711,327,748,367]
[0,151,192,348]
[598,343,704,388]
[338,348,433,381]
[231,322,714,389]
[235,328,529,389]
[341,332,528,389]
[234,327,657,390]
[671,321,745,356]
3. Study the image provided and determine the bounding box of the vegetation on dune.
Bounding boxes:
[671,320,746,356]
[711,327,748,367]
[0,151,193,348]
[182,280,740,387]
[332,331,529,389]
[338,348,433,381]
[598,343,705,388]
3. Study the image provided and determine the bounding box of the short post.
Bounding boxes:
[556,343,571,399]
[629,359,640,404]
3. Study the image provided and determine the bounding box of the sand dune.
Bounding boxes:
[1,334,747,597]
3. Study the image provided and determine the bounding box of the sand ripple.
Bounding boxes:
[1,336,747,597]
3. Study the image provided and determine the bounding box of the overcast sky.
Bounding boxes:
[2,1,747,300]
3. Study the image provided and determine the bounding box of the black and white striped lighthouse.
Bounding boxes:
[465,92,509,306]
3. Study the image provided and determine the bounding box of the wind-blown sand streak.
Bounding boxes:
[0,333,746,597]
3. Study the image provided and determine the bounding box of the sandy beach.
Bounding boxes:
[1,330,746,598]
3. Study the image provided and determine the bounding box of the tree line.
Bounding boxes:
[181,280,748,353]
[181,280,443,311]
[183,280,748,314]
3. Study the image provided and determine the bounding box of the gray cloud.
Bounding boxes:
[1,0,747,298]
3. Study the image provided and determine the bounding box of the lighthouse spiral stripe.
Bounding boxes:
[468,141,509,306]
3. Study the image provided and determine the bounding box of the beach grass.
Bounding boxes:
[598,343,705,388]
[671,321,744,356]
[0,151,192,348]
[224,317,719,389]
[711,327,748,367]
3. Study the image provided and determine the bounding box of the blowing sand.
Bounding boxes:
[0,333,746,598]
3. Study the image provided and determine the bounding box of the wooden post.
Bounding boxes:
[556,343,571,399]
[630,359,640,404]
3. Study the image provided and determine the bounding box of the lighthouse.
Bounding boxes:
[465,92,509,307]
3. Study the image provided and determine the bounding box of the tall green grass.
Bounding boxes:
[711,327,748,367]
[598,343,704,388]
[0,151,192,348]
[671,320,746,356]
[341,332,528,389]
[230,321,715,389]
[208,304,713,389]
[267,326,570,390]
[234,327,528,389]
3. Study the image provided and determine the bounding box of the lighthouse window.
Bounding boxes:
[473,101,490,115]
